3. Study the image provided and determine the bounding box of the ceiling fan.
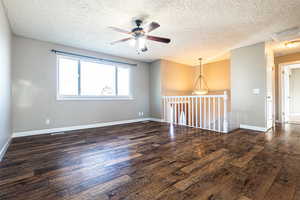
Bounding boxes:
[109,19,171,52]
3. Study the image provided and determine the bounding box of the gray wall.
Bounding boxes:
[0,2,12,152]
[12,36,150,132]
[231,42,267,127]
[149,60,162,118]
[290,68,300,113]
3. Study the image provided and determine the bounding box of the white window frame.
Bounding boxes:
[56,55,133,101]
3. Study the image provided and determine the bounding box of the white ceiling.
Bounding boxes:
[3,0,300,65]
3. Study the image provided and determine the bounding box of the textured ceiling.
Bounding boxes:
[3,0,300,65]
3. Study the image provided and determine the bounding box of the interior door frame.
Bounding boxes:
[265,63,275,130]
[279,61,300,123]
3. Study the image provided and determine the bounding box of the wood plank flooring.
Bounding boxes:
[1,121,300,200]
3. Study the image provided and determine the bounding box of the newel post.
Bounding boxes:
[223,91,229,133]
[162,96,166,122]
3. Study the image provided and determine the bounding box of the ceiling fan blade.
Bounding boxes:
[110,38,134,45]
[144,22,160,33]
[146,35,171,43]
[108,26,132,34]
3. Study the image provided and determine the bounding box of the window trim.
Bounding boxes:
[56,55,133,101]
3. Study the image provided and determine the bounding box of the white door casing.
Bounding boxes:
[265,46,275,130]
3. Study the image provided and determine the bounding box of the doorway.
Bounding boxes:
[280,62,300,124]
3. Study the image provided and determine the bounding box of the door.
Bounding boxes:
[287,68,300,123]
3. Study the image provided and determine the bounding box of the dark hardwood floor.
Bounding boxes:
[1,121,300,200]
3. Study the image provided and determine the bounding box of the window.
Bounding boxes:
[57,56,132,100]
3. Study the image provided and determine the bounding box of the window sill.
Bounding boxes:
[57,96,135,101]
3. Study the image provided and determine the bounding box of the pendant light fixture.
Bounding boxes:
[193,58,209,95]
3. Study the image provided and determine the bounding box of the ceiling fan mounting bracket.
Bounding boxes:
[131,20,145,37]
[135,19,143,27]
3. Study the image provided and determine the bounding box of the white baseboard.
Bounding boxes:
[0,137,12,162]
[147,118,165,122]
[240,124,267,132]
[12,118,156,138]
[290,113,300,116]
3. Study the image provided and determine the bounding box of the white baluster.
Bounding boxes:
[177,97,181,124]
[171,98,174,124]
[178,97,180,124]
[169,98,171,123]
[199,97,202,128]
[185,97,187,125]
[163,97,166,121]
[213,97,216,131]
[208,97,211,130]
[176,97,178,124]
[223,91,229,133]
[188,97,191,126]
[177,97,179,124]
[204,97,206,129]
[218,97,221,132]
[195,97,198,128]
[174,97,176,124]
[192,97,194,127]
[181,97,183,125]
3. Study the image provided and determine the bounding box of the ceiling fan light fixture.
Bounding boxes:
[129,39,136,47]
[138,37,146,49]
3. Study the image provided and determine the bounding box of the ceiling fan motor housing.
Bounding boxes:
[132,19,145,37]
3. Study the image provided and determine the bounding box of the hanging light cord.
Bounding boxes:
[193,58,209,90]
[193,74,209,90]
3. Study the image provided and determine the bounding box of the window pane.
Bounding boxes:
[58,58,79,96]
[81,61,116,96]
[117,67,130,96]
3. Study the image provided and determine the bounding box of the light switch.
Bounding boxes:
[252,88,260,95]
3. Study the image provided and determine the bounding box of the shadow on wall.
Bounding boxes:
[162,90,194,96]
[160,59,231,97]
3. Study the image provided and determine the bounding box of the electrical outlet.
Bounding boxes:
[252,88,260,95]
[138,112,144,117]
[45,119,50,125]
